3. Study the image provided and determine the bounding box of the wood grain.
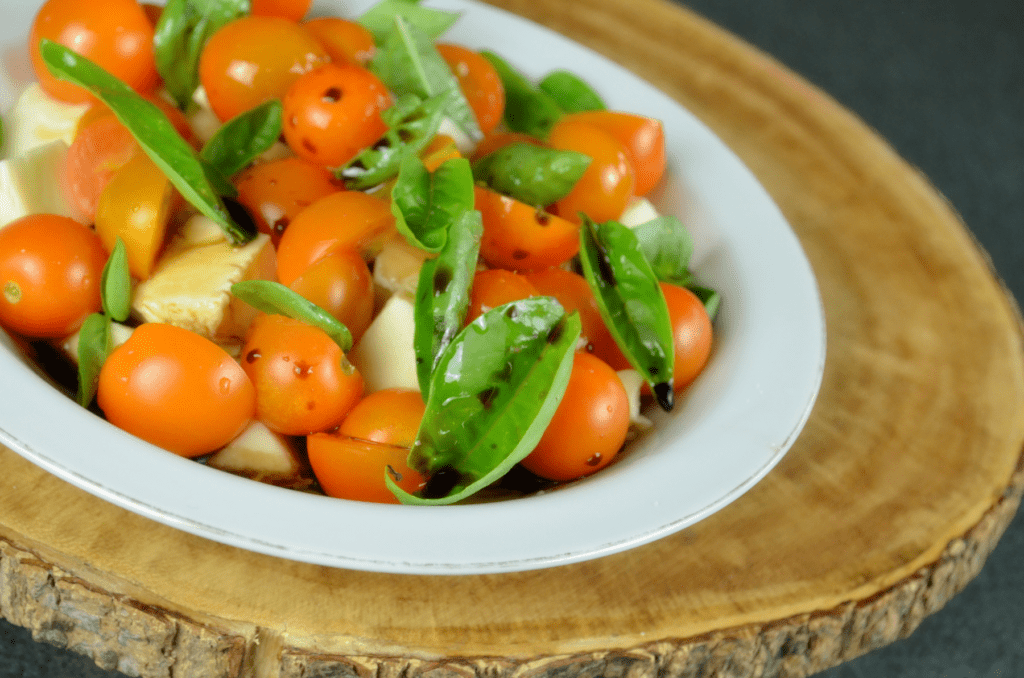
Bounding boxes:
[2,0,1023,676]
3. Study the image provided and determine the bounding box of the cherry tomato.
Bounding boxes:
[198,16,329,122]
[420,134,462,172]
[339,388,426,448]
[76,94,196,147]
[547,117,635,224]
[241,314,364,436]
[303,17,376,65]
[0,214,107,339]
[63,115,138,223]
[466,268,537,324]
[474,186,579,271]
[275,191,395,286]
[520,352,630,481]
[607,282,713,392]
[234,157,342,246]
[470,130,543,161]
[282,62,391,168]
[560,111,666,196]
[288,248,374,343]
[523,267,619,362]
[97,323,256,458]
[436,43,505,136]
[30,0,159,104]
[307,433,426,503]
[250,0,312,22]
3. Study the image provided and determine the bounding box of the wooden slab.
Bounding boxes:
[2,0,1024,676]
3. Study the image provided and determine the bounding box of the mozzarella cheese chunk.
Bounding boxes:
[617,369,654,430]
[437,116,477,156]
[207,420,303,480]
[618,196,661,228]
[348,293,420,394]
[372,237,432,298]
[0,140,75,228]
[3,83,89,159]
[61,322,135,364]
[131,216,276,342]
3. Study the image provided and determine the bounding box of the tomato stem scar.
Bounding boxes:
[3,281,21,305]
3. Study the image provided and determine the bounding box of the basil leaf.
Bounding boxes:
[100,239,132,323]
[391,156,474,252]
[538,70,606,113]
[689,285,721,321]
[359,0,460,44]
[370,15,480,143]
[579,216,676,410]
[40,40,254,245]
[471,142,590,206]
[201,99,283,178]
[413,209,482,396]
[480,51,563,138]
[338,93,447,190]
[389,298,580,505]
[230,280,353,351]
[631,215,695,287]
[76,313,111,407]
[154,0,249,110]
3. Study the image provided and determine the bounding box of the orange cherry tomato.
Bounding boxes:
[0,214,107,339]
[607,282,713,392]
[303,17,376,66]
[288,248,374,343]
[97,323,256,458]
[338,388,426,448]
[474,186,579,271]
[63,115,138,223]
[547,117,635,224]
[470,130,543,161]
[250,0,312,22]
[561,111,666,196]
[234,157,342,246]
[523,267,619,362]
[466,268,537,324]
[240,314,364,436]
[307,433,426,503]
[436,43,505,136]
[282,62,391,167]
[420,134,462,172]
[520,352,630,481]
[30,0,159,104]
[275,191,395,286]
[198,16,329,122]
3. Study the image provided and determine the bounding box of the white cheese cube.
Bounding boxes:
[0,140,75,228]
[207,420,303,482]
[3,83,89,159]
[60,322,135,364]
[348,293,420,394]
[618,197,661,228]
[617,369,653,430]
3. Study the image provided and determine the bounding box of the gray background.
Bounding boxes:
[2,0,1022,676]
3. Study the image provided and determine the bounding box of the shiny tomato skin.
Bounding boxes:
[0,214,106,339]
[520,352,630,481]
[547,118,636,224]
[30,0,159,104]
[561,111,666,196]
[466,268,537,324]
[250,0,312,22]
[436,42,505,136]
[288,248,375,343]
[307,433,426,503]
[303,17,376,65]
[523,267,619,362]
[474,186,579,271]
[338,388,426,448]
[97,323,256,458]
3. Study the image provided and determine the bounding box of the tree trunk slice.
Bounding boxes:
[2,0,1024,676]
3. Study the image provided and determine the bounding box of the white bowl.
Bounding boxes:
[0,0,825,574]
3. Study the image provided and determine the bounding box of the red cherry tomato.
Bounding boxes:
[199,16,329,122]
[0,214,107,339]
[474,186,579,271]
[466,268,537,324]
[436,42,505,136]
[241,314,364,436]
[547,117,636,224]
[30,0,159,104]
[97,323,256,458]
[63,115,138,223]
[282,62,391,168]
[234,157,342,246]
[250,0,312,22]
[520,352,630,481]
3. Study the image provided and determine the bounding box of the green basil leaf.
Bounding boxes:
[370,15,481,143]
[40,40,254,245]
[100,239,132,323]
[154,0,249,110]
[689,285,721,321]
[578,216,676,410]
[201,100,283,178]
[389,297,580,504]
[538,70,606,113]
[230,280,353,351]
[413,209,482,396]
[338,93,447,190]
[76,312,111,407]
[358,0,460,44]
[471,142,591,206]
[631,215,695,287]
[480,50,563,138]
[391,155,474,252]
